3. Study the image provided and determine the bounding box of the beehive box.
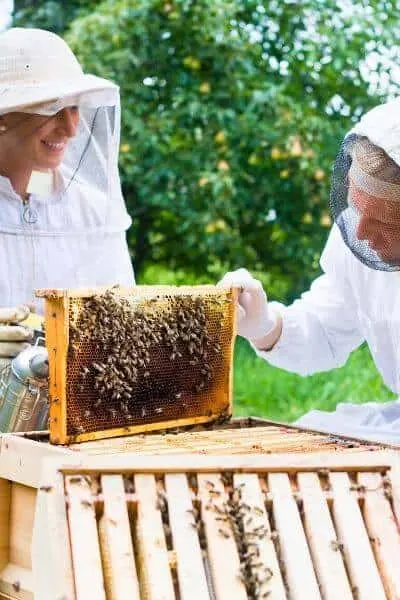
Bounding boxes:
[37,285,238,444]
[0,419,390,600]
[34,450,400,600]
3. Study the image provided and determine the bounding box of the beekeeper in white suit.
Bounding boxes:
[219,98,400,444]
[0,27,134,362]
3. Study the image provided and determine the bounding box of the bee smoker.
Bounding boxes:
[0,339,49,432]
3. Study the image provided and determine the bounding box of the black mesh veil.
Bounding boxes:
[329,132,400,271]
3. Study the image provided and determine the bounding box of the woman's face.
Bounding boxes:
[350,180,400,264]
[0,106,79,171]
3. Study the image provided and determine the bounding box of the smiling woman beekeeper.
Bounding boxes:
[0,27,134,362]
[219,98,400,444]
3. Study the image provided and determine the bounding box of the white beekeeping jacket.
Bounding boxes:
[256,224,400,389]
[253,225,400,443]
[0,171,135,313]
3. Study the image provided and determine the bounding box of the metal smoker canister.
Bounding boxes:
[0,345,49,432]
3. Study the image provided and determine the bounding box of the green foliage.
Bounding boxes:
[138,263,291,300]
[64,0,399,300]
[13,0,97,33]
[233,338,396,421]
[13,0,400,302]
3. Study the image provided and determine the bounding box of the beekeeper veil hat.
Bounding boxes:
[0,27,130,233]
[330,98,400,271]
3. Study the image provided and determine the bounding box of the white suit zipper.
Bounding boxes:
[21,195,37,306]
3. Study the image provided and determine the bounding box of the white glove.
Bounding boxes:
[217,268,277,341]
[0,305,33,358]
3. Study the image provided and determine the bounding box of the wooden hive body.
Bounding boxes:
[0,420,394,599]
[34,450,400,600]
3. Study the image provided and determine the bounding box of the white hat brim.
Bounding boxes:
[0,73,119,115]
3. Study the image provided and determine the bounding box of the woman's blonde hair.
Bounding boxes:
[352,136,400,184]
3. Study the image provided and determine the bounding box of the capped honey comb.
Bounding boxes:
[37,285,237,444]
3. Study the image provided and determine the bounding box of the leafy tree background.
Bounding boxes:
[13,0,400,302]
[12,0,400,417]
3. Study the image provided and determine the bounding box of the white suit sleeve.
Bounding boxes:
[252,225,364,375]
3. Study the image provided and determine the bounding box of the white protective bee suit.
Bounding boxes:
[0,28,135,321]
[264,223,400,444]
[221,98,400,445]
[0,165,135,310]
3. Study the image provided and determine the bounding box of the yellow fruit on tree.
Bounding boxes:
[199,82,211,94]
[320,213,332,227]
[271,147,282,160]
[248,153,260,165]
[183,56,201,70]
[214,131,226,144]
[206,219,227,233]
[302,212,313,224]
[215,219,227,231]
[217,160,230,171]
[290,136,303,157]
[314,169,325,181]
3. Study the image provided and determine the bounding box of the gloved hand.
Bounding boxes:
[0,305,33,358]
[217,268,277,342]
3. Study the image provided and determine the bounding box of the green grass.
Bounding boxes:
[233,338,396,422]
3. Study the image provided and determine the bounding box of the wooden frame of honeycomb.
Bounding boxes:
[36,285,238,445]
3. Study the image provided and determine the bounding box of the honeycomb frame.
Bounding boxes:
[37,285,238,444]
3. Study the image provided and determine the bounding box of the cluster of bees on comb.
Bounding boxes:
[156,473,276,600]
[206,476,275,599]
[227,482,276,598]
[67,289,229,434]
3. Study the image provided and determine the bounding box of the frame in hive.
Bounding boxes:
[33,450,400,600]
[37,285,238,445]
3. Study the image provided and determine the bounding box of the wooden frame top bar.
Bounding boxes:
[36,284,237,299]
[40,449,399,477]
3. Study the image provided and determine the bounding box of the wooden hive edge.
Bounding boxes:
[36,284,240,299]
[38,449,399,477]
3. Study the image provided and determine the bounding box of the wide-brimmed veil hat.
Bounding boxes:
[0,27,118,114]
[330,97,400,271]
[0,27,131,238]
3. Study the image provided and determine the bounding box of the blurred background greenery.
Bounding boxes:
[12,0,399,420]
